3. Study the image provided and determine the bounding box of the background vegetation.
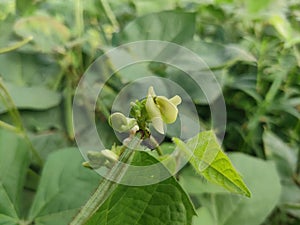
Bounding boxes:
[0,0,299,225]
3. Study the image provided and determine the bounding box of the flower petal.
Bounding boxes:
[169,95,182,106]
[147,86,156,97]
[156,96,178,124]
[146,95,161,119]
[152,117,164,134]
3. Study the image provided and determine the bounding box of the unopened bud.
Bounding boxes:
[109,112,137,133]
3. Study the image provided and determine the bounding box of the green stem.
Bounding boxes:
[75,0,84,37]
[100,0,119,31]
[74,0,84,73]
[70,135,142,225]
[0,36,33,54]
[150,136,163,156]
[64,77,75,140]
[52,68,65,91]
[155,146,163,156]
[99,23,109,45]
[0,120,21,134]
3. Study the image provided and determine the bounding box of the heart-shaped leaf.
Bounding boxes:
[0,129,31,222]
[28,148,101,225]
[85,151,196,225]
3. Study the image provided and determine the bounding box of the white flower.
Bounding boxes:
[145,86,181,134]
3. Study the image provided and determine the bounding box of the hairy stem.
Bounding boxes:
[70,135,141,225]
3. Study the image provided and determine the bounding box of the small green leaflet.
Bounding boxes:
[173,130,251,197]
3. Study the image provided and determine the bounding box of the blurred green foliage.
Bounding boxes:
[0,0,299,224]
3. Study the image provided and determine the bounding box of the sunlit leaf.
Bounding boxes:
[173,130,251,197]
[193,153,281,225]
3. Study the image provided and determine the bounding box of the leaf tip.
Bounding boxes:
[244,188,252,198]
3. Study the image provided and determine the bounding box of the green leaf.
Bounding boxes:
[0,184,19,221]
[30,131,70,160]
[0,52,60,87]
[0,214,18,225]
[0,128,31,220]
[269,13,293,42]
[173,130,251,197]
[85,151,196,225]
[14,107,64,133]
[192,207,214,225]
[28,148,101,225]
[166,41,256,105]
[0,2,15,21]
[193,153,281,225]
[16,0,38,15]
[117,11,195,44]
[263,131,300,218]
[0,82,61,113]
[0,17,15,48]
[280,179,300,219]
[14,15,70,53]
[263,131,297,176]
[243,0,273,13]
[179,167,230,195]
[134,0,175,16]
[184,41,256,69]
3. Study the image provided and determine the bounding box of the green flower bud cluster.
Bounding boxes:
[109,86,181,135]
[83,86,181,169]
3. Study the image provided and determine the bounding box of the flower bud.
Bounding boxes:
[83,149,119,169]
[109,112,137,133]
[100,149,119,163]
[84,150,106,169]
[146,91,164,134]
